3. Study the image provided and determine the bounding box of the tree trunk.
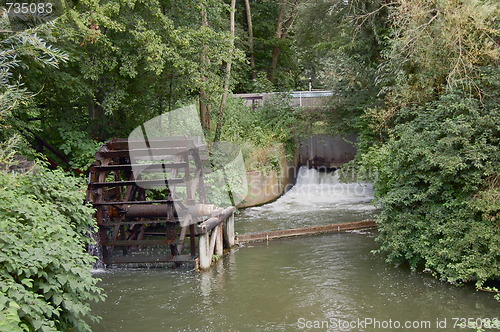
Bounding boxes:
[214,0,236,142]
[88,93,106,141]
[267,0,300,83]
[199,4,211,132]
[244,0,256,80]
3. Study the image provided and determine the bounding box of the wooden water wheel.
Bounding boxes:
[86,137,221,266]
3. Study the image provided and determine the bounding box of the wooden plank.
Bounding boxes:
[102,239,172,246]
[91,163,187,171]
[142,232,198,237]
[105,255,193,264]
[98,219,175,226]
[236,220,376,243]
[89,178,185,188]
[131,155,211,162]
[92,200,174,205]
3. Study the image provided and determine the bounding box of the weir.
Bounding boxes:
[236,167,377,239]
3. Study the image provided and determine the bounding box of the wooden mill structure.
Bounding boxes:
[86,137,236,269]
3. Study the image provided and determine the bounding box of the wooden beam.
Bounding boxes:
[223,213,235,248]
[236,220,376,243]
[102,239,172,246]
[209,225,219,259]
[105,255,193,265]
[197,206,237,234]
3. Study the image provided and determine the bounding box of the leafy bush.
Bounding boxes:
[0,148,104,331]
[221,95,302,154]
[373,93,500,286]
[257,93,303,152]
[57,128,102,171]
[219,95,300,174]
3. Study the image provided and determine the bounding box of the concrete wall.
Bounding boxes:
[237,155,297,208]
[299,134,357,169]
[237,134,357,208]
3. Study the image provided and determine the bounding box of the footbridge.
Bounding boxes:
[234,90,334,109]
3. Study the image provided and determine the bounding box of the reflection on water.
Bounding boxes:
[91,168,498,331]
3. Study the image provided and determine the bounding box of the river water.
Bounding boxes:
[91,168,499,331]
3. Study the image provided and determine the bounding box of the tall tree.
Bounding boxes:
[243,0,256,80]
[267,0,300,83]
[214,0,237,142]
[199,2,212,133]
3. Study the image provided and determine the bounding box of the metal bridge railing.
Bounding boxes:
[233,90,334,109]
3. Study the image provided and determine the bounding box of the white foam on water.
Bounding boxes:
[91,268,108,274]
[251,167,376,214]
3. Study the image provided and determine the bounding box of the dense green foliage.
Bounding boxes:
[220,95,302,170]
[0,12,103,331]
[369,93,499,284]
[0,17,68,156]
[351,0,500,287]
[0,144,104,331]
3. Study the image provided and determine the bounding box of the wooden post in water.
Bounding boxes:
[223,213,235,248]
[197,208,236,270]
[198,232,211,270]
[216,225,223,256]
[208,225,218,258]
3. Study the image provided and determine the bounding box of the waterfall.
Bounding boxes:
[278,166,375,208]
[238,166,377,232]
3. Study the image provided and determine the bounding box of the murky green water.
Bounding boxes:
[91,169,498,331]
